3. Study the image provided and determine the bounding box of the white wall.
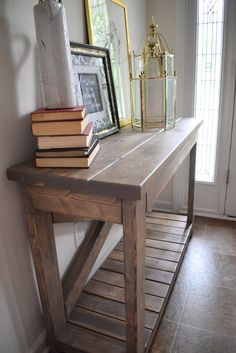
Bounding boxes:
[0,1,146,353]
[146,0,177,210]
[146,0,190,212]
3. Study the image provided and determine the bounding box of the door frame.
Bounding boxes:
[173,0,236,218]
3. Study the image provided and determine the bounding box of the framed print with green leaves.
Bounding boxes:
[85,0,132,127]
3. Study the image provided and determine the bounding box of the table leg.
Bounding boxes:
[23,187,66,353]
[122,198,145,353]
[187,143,197,225]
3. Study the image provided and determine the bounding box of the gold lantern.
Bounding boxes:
[131,18,176,130]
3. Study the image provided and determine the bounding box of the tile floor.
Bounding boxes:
[151,217,236,353]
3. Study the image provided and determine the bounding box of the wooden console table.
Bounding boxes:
[7,117,202,353]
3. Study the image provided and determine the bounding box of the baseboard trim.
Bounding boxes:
[152,200,172,213]
[26,330,49,353]
[168,204,236,221]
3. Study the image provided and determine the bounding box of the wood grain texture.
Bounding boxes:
[115,242,181,262]
[83,280,164,313]
[109,250,178,273]
[146,229,187,245]
[75,292,157,330]
[30,186,122,223]
[7,118,203,200]
[145,216,188,229]
[6,118,202,353]
[92,269,169,297]
[69,307,152,343]
[23,186,66,352]
[148,211,187,222]
[56,324,127,353]
[122,199,146,353]
[101,258,174,284]
[66,214,193,353]
[62,221,112,316]
[92,118,202,201]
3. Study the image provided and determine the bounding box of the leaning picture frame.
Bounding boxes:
[70,42,120,138]
[85,0,132,127]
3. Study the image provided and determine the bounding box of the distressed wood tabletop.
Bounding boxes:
[7,118,202,200]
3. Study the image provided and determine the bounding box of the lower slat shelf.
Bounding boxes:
[57,211,192,353]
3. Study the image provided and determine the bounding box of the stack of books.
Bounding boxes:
[31,106,100,168]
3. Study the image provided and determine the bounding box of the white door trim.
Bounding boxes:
[173,0,236,218]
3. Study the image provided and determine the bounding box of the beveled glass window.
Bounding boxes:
[195,0,225,182]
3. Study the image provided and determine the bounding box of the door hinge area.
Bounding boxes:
[226,169,230,184]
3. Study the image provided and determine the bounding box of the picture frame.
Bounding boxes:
[85,0,132,127]
[70,42,120,138]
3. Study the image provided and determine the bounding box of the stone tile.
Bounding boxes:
[203,227,236,256]
[150,319,178,353]
[163,282,189,323]
[207,218,236,229]
[215,253,236,290]
[182,285,236,337]
[194,216,208,226]
[172,324,236,353]
[163,250,195,323]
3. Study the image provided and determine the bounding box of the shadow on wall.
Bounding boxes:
[0,0,45,352]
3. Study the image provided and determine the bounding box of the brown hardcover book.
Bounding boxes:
[35,136,99,158]
[32,116,88,136]
[31,106,86,122]
[35,142,100,168]
[37,122,93,149]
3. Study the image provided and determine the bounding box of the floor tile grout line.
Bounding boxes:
[179,322,236,339]
[169,218,209,352]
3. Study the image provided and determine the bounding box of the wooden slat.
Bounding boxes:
[146,216,187,229]
[146,229,187,244]
[109,251,177,273]
[92,269,169,298]
[145,238,184,252]
[56,324,126,353]
[69,307,152,344]
[148,211,187,222]
[83,280,164,313]
[145,222,191,236]
[115,243,180,262]
[101,258,174,284]
[118,239,184,252]
[145,247,180,262]
[63,222,112,316]
[23,187,66,352]
[75,292,157,330]
[30,186,122,223]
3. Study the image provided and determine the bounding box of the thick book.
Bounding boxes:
[31,106,86,122]
[35,142,100,168]
[35,136,99,158]
[32,116,88,136]
[37,122,93,149]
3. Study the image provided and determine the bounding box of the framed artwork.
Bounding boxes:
[85,0,132,127]
[70,42,120,138]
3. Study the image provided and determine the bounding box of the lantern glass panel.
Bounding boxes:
[131,79,142,128]
[142,78,165,129]
[145,57,161,78]
[166,77,176,127]
[133,54,143,79]
[164,53,174,76]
